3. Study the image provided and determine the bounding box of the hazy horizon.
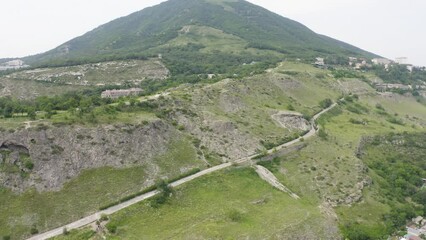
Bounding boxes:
[0,0,425,66]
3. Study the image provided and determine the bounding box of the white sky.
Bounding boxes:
[0,0,425,66]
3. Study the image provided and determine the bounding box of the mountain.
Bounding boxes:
[24,0,375,73]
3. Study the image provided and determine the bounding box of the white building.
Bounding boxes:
[395,57,408,65]
[372,58,392,65]
[314,57,325,67]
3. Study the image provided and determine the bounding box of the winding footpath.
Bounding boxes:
[27,102,338,240]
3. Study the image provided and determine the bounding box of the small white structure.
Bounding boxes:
[372,58,392,65]
[396,57,408,65]
[314,57,325,67]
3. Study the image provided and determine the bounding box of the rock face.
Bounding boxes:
[0,120,178,192]
[271,112,311,131]
[173,110,261,161]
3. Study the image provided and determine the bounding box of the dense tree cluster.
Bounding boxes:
[0,91,109,119]
[344,133,426,239]
[373,64,426,85]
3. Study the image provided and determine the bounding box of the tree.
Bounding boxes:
[30,225,39,235]
[319,98,333,109]
[3,104,13,118]
[28,109,36,120]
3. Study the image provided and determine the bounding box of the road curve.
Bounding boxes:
[27,102,338,240]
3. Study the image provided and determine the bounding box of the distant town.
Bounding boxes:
[0,59,29,71]
[401,215,426,240]
[314,56,423,71]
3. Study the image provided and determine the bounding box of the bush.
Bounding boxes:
[30,225,39,235]
[319,98,333,109]
[2,236,10,240]
[106,222,117,233]
[375,103,385,111]
[150,179,174,208]
[342,223,387,240]
[227,209,244,222]
[318,129,328,140]
[100,214,109,222]
[24,161,34,170]
[349,118,363,125]
[386,117,404,125]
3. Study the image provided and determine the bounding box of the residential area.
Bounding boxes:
[401,216,426,240]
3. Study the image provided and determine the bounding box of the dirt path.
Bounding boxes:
[254,165,300,199]
[23,120,43,129]
[139,92,170,102]
[27,101,338,240]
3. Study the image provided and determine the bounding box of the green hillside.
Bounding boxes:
[1,1,425,240]
[24,0,375,74]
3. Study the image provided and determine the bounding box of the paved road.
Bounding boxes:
[27,102,338,240]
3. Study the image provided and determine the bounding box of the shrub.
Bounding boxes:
[51,145,64,155]
[346,105,362,114]
[150,179,174,208]
[24,161,34,170]
[227,209,244,222]
[2,236,11,240]
[375,103,385,111]
[100,214,109,222]
[349,118,363,125]
[30,225,39,235]
[319,98,333,109]
[106,222,117,233]
[318,129,328,140]
[386,117,404,125]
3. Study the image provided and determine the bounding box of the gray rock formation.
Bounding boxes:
[271,112,311,131]
[0,120,179,192]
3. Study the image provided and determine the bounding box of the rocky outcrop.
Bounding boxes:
[170,107,261,161]
[0,120,179,192]
[271,112,310,131]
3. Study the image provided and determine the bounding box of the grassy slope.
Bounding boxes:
[272,93,426,238]
[0,60,167,99]
[0,134,202,239]
[168,61,341,149]
[128,63,425,239]
[25,0,373,66]
[55,168,333,240]
[0,109,158,131]
[2,62,425,239]
[0,77,88,100]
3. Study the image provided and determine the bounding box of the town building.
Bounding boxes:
[396,57,408,65]
[372,58,392,65]
[401,216,426,240]
[375,83,412,92]
[314,57,325,68]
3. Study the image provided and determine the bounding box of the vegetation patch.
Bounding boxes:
[58,168,331,239]
[341,133,426,239]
